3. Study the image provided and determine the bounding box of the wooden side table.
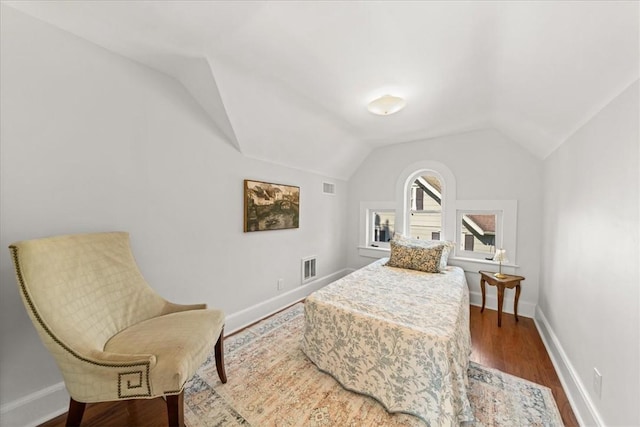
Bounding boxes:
[479,270,525,327]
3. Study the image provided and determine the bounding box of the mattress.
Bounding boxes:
[302,258,473,425]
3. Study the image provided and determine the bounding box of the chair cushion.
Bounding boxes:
[104,308,224,395]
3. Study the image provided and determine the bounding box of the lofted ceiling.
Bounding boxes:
[4,1,639,179]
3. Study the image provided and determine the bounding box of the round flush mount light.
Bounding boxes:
[367,94,406,116]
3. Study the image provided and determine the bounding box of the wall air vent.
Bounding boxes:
[302,256,317,283]
[322,182,336,195]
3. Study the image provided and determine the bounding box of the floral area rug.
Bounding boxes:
[184,303,563,426]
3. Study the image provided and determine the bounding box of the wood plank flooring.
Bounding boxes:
[39,305,578,427]
[469,306,578,426]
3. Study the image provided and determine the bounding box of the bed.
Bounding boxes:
[302,256,473,425]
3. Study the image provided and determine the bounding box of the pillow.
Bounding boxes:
[392,235,454,271]
[386,239,444,273]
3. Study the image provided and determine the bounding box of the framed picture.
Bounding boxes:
[244,179,300,232]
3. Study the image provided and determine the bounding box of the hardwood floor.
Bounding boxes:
[40,305,578,427]
[469,305,578,426]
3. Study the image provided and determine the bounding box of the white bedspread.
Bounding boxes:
[302,258,473,426]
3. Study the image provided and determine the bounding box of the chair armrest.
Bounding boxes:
[87,349,157,368]
[58,349,158,403]
[160,301,207,315]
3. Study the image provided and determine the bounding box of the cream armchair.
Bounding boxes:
[9,232,227,427]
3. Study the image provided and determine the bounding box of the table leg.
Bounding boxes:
[497,284,505,327]
[514,284,521,322]
[480,278,486,313]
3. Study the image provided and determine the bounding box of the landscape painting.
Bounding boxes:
[244,180,300,232]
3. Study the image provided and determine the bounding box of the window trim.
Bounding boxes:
[359,201,396,253]
[369,208,396,249]
[395,161,457,241]
[456,209,503,260]
[357,163,519,271]
[453,199,518,263]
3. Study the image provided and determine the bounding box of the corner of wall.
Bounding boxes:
[534,306,604,427]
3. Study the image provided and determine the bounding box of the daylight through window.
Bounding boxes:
[409,175,443,240]
[460,213,497,256]
[371,210,395,246]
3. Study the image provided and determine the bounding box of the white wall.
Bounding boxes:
[3,4,637,427]
[538,80,639,426]
[0,7,348,425]
[347,129,543,317]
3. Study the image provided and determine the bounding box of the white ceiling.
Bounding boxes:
[5,1,639,179]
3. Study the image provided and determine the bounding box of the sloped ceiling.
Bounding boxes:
[4,1,639,179]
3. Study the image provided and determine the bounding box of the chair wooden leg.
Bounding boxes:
[215,328,227,384]
[166,391,184,427]
[65,398,86,427]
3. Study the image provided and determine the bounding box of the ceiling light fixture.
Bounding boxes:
[367,94,406,116]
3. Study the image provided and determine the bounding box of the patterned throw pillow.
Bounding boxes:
[392,235,454,272]
[386,240,444,273]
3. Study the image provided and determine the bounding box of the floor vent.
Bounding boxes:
[302,256,317,283]
[322,182,336,195]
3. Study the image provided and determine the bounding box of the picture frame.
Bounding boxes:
[244,179,300,232]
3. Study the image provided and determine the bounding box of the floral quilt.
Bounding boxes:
[302,258,473,426]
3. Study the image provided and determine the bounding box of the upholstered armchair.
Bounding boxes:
[9,232,227,427]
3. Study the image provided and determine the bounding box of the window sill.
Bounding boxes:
[448,256,518,268]
[356,249,520,273]
[357,246,390,259]
[448,256,519,274]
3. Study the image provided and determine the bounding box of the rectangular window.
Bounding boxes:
[371,209,395,247]
[453,200,517,264]
[457,211,501,259]
[359,202,396,257]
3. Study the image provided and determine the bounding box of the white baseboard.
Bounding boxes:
[0,268,353,427]
[0,382,68,427]
[534,306,604,426]
[469,290,536,319]
[225,267,353,335]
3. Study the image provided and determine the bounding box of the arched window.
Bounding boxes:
[395,161,457,242]
[360,160,517,265]
[357,162,455,258]
[408,174,443,240]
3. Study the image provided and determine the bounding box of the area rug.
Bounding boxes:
[184,303,563,426]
